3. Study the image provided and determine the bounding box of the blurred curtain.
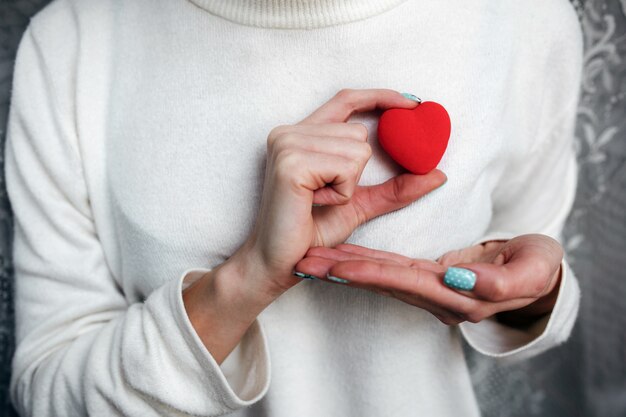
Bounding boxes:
[467,1,626,416]
[0,1,624,416]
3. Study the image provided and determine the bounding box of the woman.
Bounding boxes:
[6,0,582,415]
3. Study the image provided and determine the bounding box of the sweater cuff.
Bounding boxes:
[459,258,580,363]
[150,267,271,413]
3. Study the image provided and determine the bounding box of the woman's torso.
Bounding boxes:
[67,0,567,414]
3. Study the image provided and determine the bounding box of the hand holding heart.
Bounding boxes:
[294,234,563,326]
[231,89,447,298]
[183,89,446,364]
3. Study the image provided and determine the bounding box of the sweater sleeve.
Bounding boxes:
[6,24,270,417]
[458,9,584,364]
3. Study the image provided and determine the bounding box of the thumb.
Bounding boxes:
[352,169,447,224]
[447,238,562,302]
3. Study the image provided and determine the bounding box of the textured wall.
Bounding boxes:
[0,1,624,416]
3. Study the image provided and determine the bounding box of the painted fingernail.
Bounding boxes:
[327,273,350,284]
[444,267,476,291]
[401,92,422,103]
[293,271,318,280]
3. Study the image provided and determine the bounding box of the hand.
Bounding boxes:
[235,89,446,297]
[437,234,563,326]
[293,234,563,327]
[182,89,446,364]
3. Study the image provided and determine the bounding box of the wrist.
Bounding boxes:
[181,250,281,364]
[214,249,283,314]
[237,237,302,295]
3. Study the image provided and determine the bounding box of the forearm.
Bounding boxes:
[13,271,274,417]
[182,248,282,364]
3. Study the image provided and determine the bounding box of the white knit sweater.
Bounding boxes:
[6,0,583,416]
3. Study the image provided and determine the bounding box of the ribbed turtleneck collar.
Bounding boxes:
[186,0,409,29]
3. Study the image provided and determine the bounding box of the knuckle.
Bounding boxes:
[351,123,369,140]
[528,259,555,296]
[335,88,355,101]
[487,279,508,302]
[534,257,553,278]
[359,142,373,160]
[409,267,425,291]
[335,89,357,112]
[454,302,473,316]
[335,243,353,251]
[454,302,482,323]
[465,312,485,324]
[335,192,353,205]
[275,150,303,177]
[267,125,290,146]
[271,133,304,158]
[306,246,326,258]
[344,160,361,178]
[266,135,277,149]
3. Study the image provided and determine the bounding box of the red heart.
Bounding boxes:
[377,101,451,175]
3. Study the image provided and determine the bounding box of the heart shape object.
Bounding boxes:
[377,101,451,175]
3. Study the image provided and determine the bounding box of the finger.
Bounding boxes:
[270,133,372,163]
[332,243,416,267]
[351,169,447,224]
[273,150,362,205]
[330,260,502,321]
[305,247,404,266]
[437,244,487,268]
[295,256,527,325]
[294,256,346,280]
[296,250,446,283]
[327,260,436,292]
[390,283,538,325]
[449,238,562,302]
[295,247,406,280]
[332,244,445,273]
[307,246,445,274]
[299,89,419,125]
[268,122,369,144]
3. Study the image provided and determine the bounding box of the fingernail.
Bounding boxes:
[327,273,350,284]
[436,177,448,190]
[401,92,422,103]
[444,267,476,291]
[293,271,318,280]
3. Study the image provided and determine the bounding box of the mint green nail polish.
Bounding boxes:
[327,274,350,284]
[444,267,476,291]
[401,92,422,103]
[293,271,317,280]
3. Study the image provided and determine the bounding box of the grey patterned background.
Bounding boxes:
[0,1,624,416]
